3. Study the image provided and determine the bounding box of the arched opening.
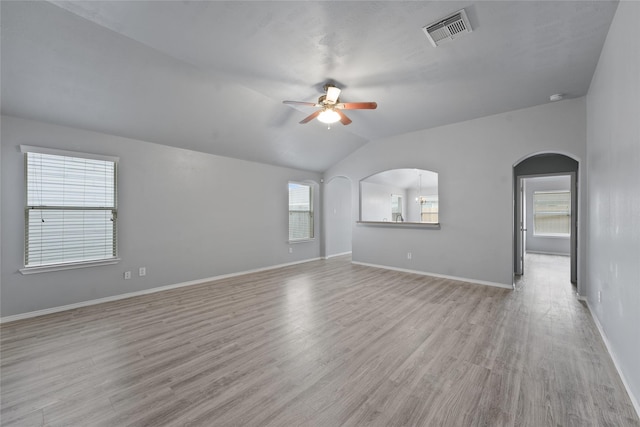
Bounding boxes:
[323,176,352,258]
[359,168,439,224]
[513,153,579,285]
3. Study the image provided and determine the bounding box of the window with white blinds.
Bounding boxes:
[288,182,313,241]
[21,146,118,269]
[533,190,571,236]
[420,196,439,224]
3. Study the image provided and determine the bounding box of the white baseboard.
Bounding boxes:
[351,261,513,290]
[0,257,321,324]
[586,300,640,419]
[322,251,352,260]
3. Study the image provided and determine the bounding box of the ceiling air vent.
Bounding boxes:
[422,9,472,47]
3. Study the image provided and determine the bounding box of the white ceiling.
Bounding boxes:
[1,1,618,172]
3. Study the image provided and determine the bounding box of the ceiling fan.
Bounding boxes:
[283,84,377,125]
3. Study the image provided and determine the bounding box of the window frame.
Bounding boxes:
[419,195,439,224]
[532,190,571,237]
[288,181,314,242]
[391,194,403,222]
[19,145,120,274]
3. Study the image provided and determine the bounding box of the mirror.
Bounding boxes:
[360,168,438,224]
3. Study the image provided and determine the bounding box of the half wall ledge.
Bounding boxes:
[356,221,441,230]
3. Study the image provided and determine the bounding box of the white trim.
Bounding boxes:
[20,144,119,163]
[526,250,570,257]
[323,251,352,260]
[586,301,640,419]
[356,221,441,229]
[1,257,320,324]
[351,261,513,289]
[288,238,315,244]
[20,258,121,275]
[20,145,120,164]
[532,233,570,239]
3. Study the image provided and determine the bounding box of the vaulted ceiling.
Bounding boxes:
[1,1,618,172]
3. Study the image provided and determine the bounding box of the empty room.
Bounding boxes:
[1,1,638,426]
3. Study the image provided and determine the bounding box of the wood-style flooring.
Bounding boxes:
[1,254,638,426]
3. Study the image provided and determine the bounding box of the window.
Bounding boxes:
[533,191,571,236]
[419,196,439,223]
[288,182,313,241]
[391,194,403,222]
[21,145,119,271]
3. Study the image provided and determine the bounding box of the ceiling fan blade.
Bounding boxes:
[336,110,352,125]
[299,110,321,124]
[283,100,318,107]
[335,102,378,110]
[325,86,341,104]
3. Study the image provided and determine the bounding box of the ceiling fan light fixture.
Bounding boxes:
[283,84,375,126]
[317,109,340,124]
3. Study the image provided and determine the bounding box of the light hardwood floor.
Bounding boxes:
[1,254,638,426]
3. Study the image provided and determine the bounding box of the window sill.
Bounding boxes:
[20,258,121,275]
[357,221,441,229]
[288,239,315,244]
[532,234,570,239]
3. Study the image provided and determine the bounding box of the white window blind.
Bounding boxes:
[23,146,118,268]
[533,191,571,236]
[288,182,313,241]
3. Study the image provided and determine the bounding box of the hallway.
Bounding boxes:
[514,253,635,425]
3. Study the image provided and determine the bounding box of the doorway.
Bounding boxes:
[323,176,352,258]
[513,154,578,285]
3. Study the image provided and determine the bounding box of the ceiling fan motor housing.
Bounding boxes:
[319,94,340,105]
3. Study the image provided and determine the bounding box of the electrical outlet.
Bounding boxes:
[289,247,293,254]
[124,271,131,280]
[139,267,146,277]
[407,252,412,260]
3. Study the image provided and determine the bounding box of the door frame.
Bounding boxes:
[513,153,579,287]
[515,177,526,276]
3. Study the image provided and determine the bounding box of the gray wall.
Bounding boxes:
[325,98,587,287]
[525,175,571,255]
[323,176,352,257]
[1,115,321,317]
[586,1,640,412]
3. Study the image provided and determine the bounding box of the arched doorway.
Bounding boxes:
[323,176,352,258]
[514,153,579,284]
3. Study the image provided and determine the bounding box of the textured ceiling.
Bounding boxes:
[1,1,618,172]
